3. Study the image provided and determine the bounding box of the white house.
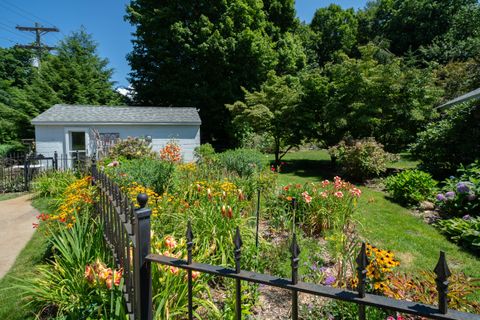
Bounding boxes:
[31,104,201,167]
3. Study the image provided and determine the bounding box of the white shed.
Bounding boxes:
[31,104,201,167]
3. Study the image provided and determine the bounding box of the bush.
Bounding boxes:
[436,217,480,254]
[194,143,216,163]
[108,136,154,160]
[385,170,438,206]
[435,161,480,216]
[104,158,176,195]
[217,148,264,177]
[31,170,77,198]
[410,103,480,175]
[328,138,397,181]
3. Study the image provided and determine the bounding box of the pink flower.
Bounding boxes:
[270,166,276,172]
[321,180,330,187]
[320,191,328,198]
[334,191,344,198]
[169,266,179,275]
[350,187,362,197]
[107,160,119,167]
[302,191,312,204]
[165,236,177,249]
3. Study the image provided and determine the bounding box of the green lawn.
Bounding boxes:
[268,150,480,281]
[0,192,25,202]
[0,198,52,320]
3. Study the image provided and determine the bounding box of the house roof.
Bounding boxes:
[438,87,480,109]
[31,104,202,125]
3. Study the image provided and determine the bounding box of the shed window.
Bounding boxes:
[71,132,86,150]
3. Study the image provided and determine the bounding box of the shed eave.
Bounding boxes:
[31,121,202,126]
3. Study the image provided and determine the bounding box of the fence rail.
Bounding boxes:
[91,162,480,320]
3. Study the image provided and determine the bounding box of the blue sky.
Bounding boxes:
[0,0,367,88]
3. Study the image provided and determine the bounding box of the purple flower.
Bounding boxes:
[319,266,328,273]
[463,214,472,221]
[456,182,470,194]
[445,191,456,199]
[324,275,336,286]
[436,193,446,202]
[467,193,477,201]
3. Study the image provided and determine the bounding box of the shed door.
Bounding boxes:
[68,130,87,167]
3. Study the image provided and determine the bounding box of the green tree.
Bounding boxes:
[359,0,478,56]
[323,44,442,151]
[262,0,298,35]
[226,73,303,164]
[27,29,121,112]
[310,4,358,65]
[126,0,278,147]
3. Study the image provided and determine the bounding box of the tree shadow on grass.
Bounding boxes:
[279,159,340,181]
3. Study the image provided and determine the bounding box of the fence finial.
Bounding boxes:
[356,242,369,298]
[137,193,148,209]
[434,251,451,314]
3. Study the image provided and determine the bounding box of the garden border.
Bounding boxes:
[91,160,480,320]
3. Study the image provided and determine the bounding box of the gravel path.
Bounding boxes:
[0,194,38,279]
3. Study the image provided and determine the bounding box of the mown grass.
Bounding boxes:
[0,192,25,202]
[0,197,52,320]
[267,150,480,282]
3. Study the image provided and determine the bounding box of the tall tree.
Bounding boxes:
[28,29,121,112]
[126,0,278,146]
[310,4,358,65]
[262,0,298,35]
[359,0,478,56]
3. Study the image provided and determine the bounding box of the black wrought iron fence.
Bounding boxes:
[0,151,91,193]
[91,162,480,320]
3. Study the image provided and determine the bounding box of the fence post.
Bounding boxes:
[234,227,243,320]
[186,221,194,320]
[356,243,369,320]
[290,233,300,320]
[134,193,152,320]
[23,157,29,192]
[53,151,58,170]
[91,157,97,186]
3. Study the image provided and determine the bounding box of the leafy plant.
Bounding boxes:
[217,149,264,177]
[435,161,480,216]
[385,169,438,206]
[19,213,126,319]
[436,217,480,253]
[194,143,216,163]
[31,170,77,198]
[268,176,362,235]
[329,138,398,181]
[104,158,176,195]
[108,136,155,160]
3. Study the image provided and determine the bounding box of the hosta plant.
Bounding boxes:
[385,169,437,206]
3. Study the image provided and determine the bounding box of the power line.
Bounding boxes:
[0,23,32,41]
[2,0,58,28]
[0,37,16,44]
[0,2,36,24]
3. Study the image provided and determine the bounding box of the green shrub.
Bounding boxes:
[105,158,176,194]
[328,138,398,181]
[436,217,480,254]
[410,103,480,175]
[194,143,216,163]
[108,136,155,160]
[217,149,264,177]
[385,170,438,206]
[0,142,25,157]
[435,161,480,216]
[31,170,77,198]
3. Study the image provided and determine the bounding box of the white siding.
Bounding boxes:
[34,124,200,163]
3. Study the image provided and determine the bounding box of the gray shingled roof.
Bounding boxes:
[31,105,201,125]
[438,87,480,109]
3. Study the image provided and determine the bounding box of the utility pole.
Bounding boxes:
[15,22,59,66]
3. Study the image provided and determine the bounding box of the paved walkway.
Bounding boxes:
[0,194,38,279]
